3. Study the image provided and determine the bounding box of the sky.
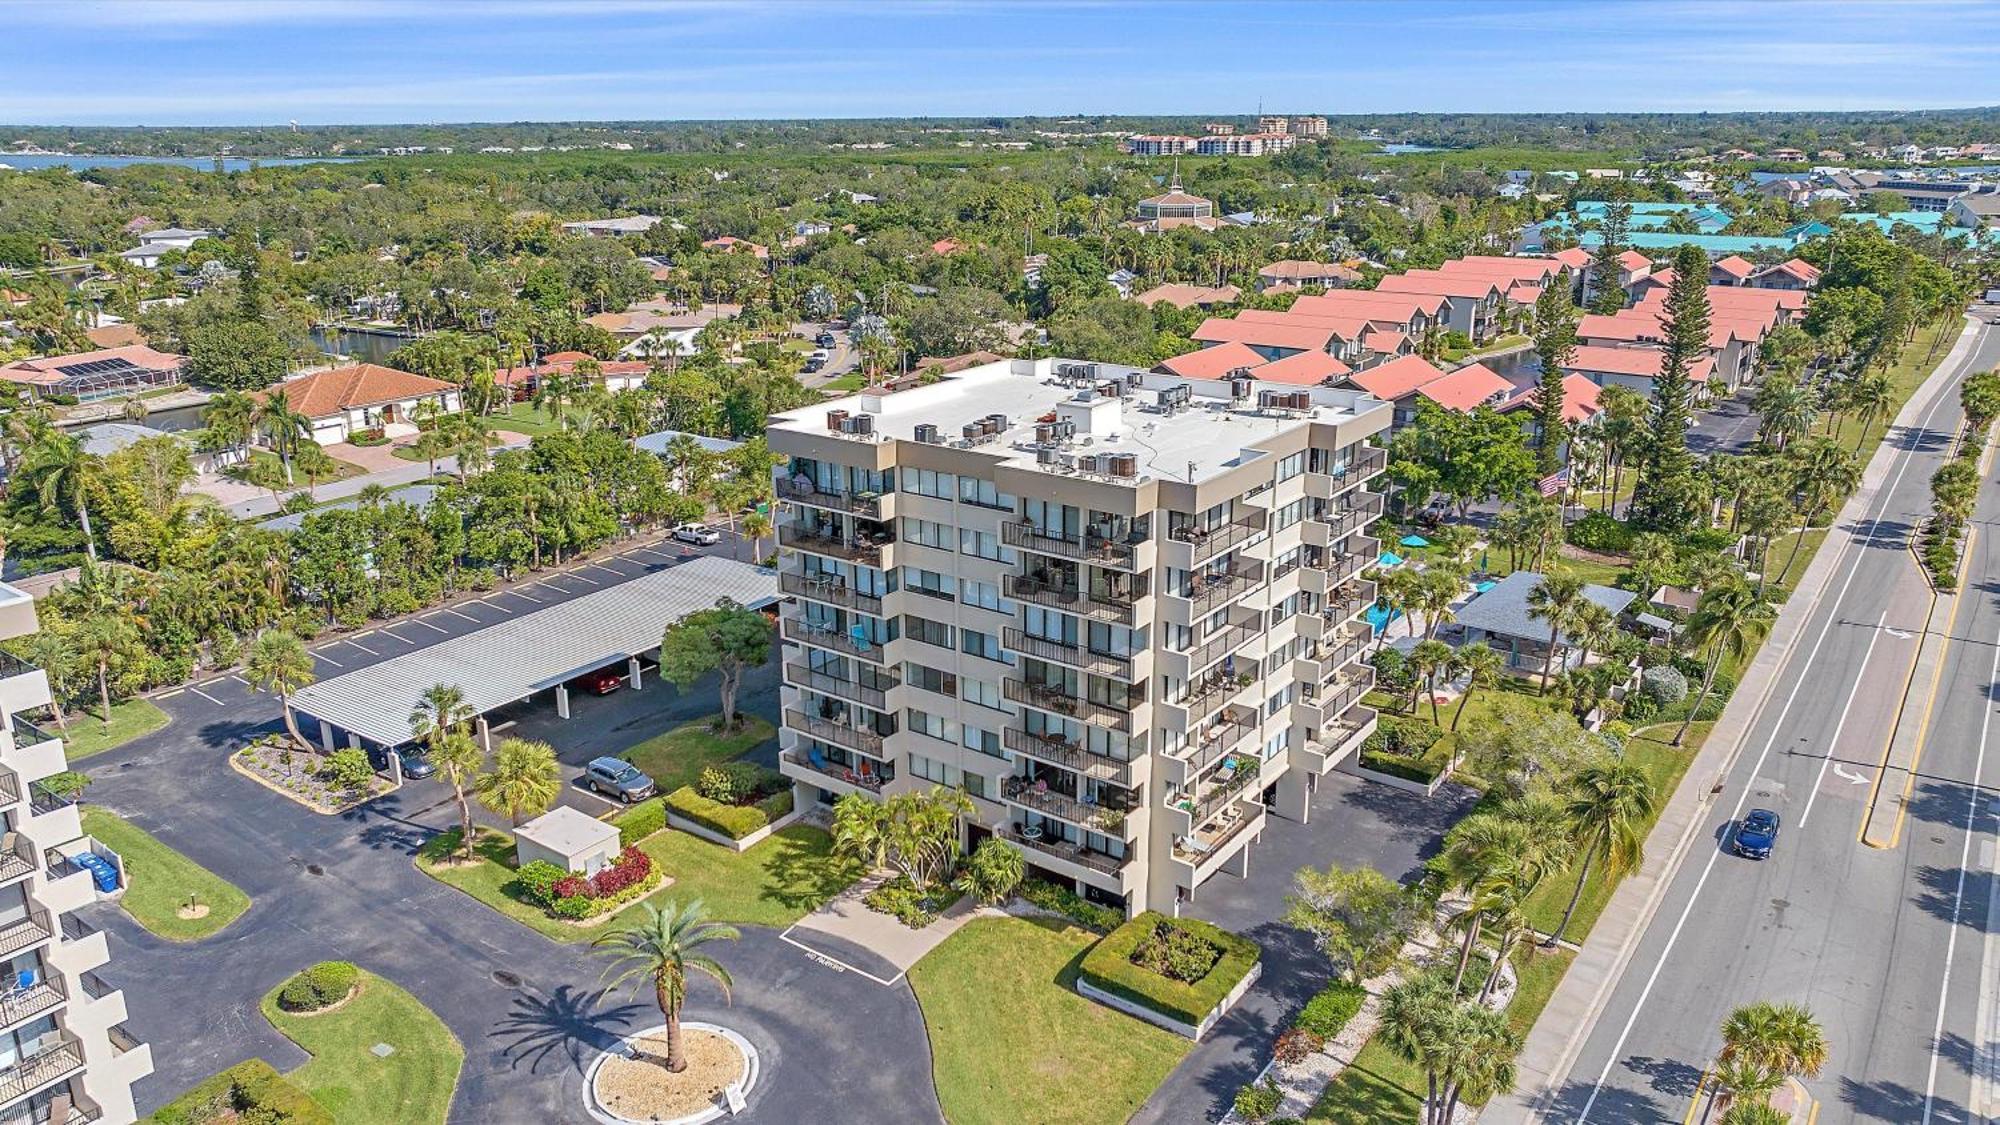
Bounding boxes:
[5,0,2000,126]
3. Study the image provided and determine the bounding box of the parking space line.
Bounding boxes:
[379,624,414,643]
[583,562,623,577]
[229,675,250,687]
[350,630,377,641]
[563,569,602,585]
[634,547,674,561]
[502,588,543,604]
[311,649,344,668]
[776,928,904,987]
[187,685,224,705]
[535,580,568,595]
[154,688,185,700]
[198,678,228,691]
[343,639,380,656]
[438,607,482,623]
[409,618,450,634]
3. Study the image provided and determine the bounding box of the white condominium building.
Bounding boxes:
[0,583,152,1125]
[769,357,1390,916]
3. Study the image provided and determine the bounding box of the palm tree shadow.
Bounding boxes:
[493,983,644,1075]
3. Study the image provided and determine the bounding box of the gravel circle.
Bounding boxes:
[593,1028,745,1123]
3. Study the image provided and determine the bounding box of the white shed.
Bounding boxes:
[515,807,621,875]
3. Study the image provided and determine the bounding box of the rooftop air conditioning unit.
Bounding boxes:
[1229,375,1254,400]
[826,409,850,432]
[914,423,941,444]
[1107,452,1138,478]
[1036,447,1058,465]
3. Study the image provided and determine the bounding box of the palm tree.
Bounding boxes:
[593,900,741,1073]
[1448,643,1504,731]
[409,682,473,750]
[1568,601,1619,670]
[740,510,773,565]
[1552,759,1656,944]
[431,729,485,862]
[1716,1001,1828,1115]
[246,629,316,760]
[475,737,561,826]
[1847,372,1894,451]
[1378,971,1521,1125]
[23,432,105,560]
[1527,569,1587,693]
[1437,796,1566,991]
[255,390,312,485]
[1416,567,1461,640]
[72,611,138,726]
[1776,438,1860,586]
[1410,638,1454,723]
[1678,580,1774,746]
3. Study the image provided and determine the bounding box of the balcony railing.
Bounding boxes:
[1008,825,1130,876]
[1001,678,1142,731]
[780,572,883,616]
[28,782,75,818]
[781,617,889,665]
[1172,563,1261,617]
[1182,618,1261,678]
[1174,801,1264,865]
[783,662,897,710]
[1001,727,1133,781]
[0,651,38,680]
[1003,629,1134,680]
[10,717,55,749]
[1001,522,1138,568]
[0,1035,85,1106]
[1170,516,1264,565]
[784,709,888,758]
[776,478,886,519]
[0,975,66,1029]
[1178,756,1265,827]
[778,523,888,565]
[1001,777,1132,833]
[782,750,888,793]
[1003,576,1142,625]
[0,771,16,806]
[0,911,51,960]
[0,835,35,886]
[1313,493,1385,541]
[1323,579,1379,624]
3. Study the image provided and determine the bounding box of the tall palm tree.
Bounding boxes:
[475,737,561,826]
[23,432,105,560]
[73,611,138,726]
[431,729,485,862]
[1410,638,1454,723]
[255,389,312,485]
[1678,580,1774,746]
[1438,795,1566,991]
[1378,971,1521,1125]
[593,900,741,1073]
[1448,643,1504,731]
[246,629,316,758]
[1568,601,1619,670]
[1552,759,1656,944]
[1527,569,1588,693]
[409,681,473,750]
[1776,438,1859,586]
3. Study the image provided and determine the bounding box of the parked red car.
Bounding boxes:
[576,667,625,695]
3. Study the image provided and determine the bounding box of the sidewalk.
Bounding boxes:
[1482,315,1984,1122]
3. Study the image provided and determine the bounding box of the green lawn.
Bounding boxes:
[417,821,859,937]
[1520,722,1710,939]
[819,372,868,393]
[240,449,368,485]
[909,916,1190,1125]
[1308,1036,1426,1124]
[488,403,568,438]
[1505,945,1576,1044]
[60,698,169,761]
[619,715,774,794]
[81,807,249,941]
[261,969,463,1125]
[1365,677,1562,787]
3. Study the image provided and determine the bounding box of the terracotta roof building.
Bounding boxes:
[0,344,186,402]
[1256,260,1361,291]
[256,364,461,445]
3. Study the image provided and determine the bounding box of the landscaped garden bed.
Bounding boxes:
[588,1022,756,1125]
[1354,715,1453,790]
[661,763,795,850]
[1076,912,1261,1039]
[416,827,671,940]
[260,965,463,1124]
[149,1058,332,1125]
[232,736,392,813]
[516,846,663,921]
[862,875,962,929]
[1017,877,1124,934]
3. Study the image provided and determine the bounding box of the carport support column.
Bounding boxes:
[476,716,492,754]
[628,656,643,691]
[556,684,571,720]
[318,719,335,754]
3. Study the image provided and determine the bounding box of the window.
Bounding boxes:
[961,771,988,799]
[901,517,953,550]
[1276,450,1305,482]
[1275,498,1305,532]
[903,615,955,650]
[907,709,960,747]
[900,467,957,499]
[958,476,1016,511]
[902,567,955,600]
[959,527,1016,564]
[962,628,1011,663]
[959,578,1006,612]
[961,677,1005,711]
[1024,606,1078,645]
[905,662,958,696]
[962,724,1004,758]
[909,753,961,786]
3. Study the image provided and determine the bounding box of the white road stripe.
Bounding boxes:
[634,547,674,561]
[1798,609,1888,827]
[507,588,543,604]
[1921,625,2000,1123]
[583,562,623,577]
[343,639,380,656]
[409,618,449,634]
[564,569,602,585]
[439,606,482,622]
[379,624,413,642]
[776,928,904,987]
[187,685,223,705]
[311,650,344,668]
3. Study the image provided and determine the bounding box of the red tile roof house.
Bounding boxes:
[1255,259,1361,292]
[1413,362,1515,413]
[495,350,652,397]
[0,344,187,403]
[1155,344,1351,386]
[1577,310,1765,392]
[1498,374,1605,468]
[1375,271,1509,343]
[1190,317,1346,363]
[1339,354,1452,427]
[255,364,462,445]
[1747,258,1821,291]
[1708,254,1757,286]
[1563,344,1715,401]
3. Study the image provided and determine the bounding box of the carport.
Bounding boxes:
[287,555,778,753]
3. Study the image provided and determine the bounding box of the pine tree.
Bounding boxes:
[1531,283,1578,476]
[1588,199,1633,314]
[1630,245,1711,532]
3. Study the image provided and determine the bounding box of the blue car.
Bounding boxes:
[1735,808,1780,859]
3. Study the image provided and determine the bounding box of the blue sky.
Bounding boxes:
[6,0,2000,125]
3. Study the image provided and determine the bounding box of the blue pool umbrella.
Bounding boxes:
[1377,550,1405,568]
[1400,534,1430,548]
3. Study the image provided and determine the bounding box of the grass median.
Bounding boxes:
[261,969,462,1124]
[81,807,249,941]
[61,698,169,762]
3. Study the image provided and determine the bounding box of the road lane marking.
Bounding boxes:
[1880,522,1981,849]
[1972,838,2000,1120]
[409,618,449,634]
[1576,346,1971,1121]
[1830,763,1870,785]
[775,927,904,987]
[1799,609,1887,827]
[1920,622,2000,1123]
[342,639,380,656]
[188,685,223,704]
[229,675,249,687]
[1887,628,1915,639]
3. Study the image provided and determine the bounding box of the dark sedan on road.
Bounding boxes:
[1735,808,1780,859]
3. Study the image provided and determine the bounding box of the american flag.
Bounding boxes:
[1538,468,1570,497]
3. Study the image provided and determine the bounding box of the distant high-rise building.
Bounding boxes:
[1123,135,1197,157]
[1288,116,1329,138]
[1203,122,1236,136]
[1257,115,1289,135]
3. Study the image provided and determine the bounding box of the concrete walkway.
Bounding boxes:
[778,873,985,986]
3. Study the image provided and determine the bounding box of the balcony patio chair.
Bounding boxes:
[2,967,37,1001]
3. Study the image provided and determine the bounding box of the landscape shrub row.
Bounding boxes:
[276,961,358,1013]
[150,1059,333,1125]
[663,784,792,840]
[518,847,658,919]
[1017,877,1124,933]
[1078,911,1260,1027]
[862,875,961,929]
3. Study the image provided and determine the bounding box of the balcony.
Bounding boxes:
[0,911,51,960]
[782,662,896,710]
[781,617,889,666]
[0,974,66,1030]
[780,572,884,616]
[0,770,17,807]
[1003,576,1143,626]
[1008,825,1131,877]
[1303,707,1378,770]
[1177,617,1261,680]
[0,1034,85,1106]
[1296,627,1370,687]
[1170,747,1267,827]
[1173,800,1266,867]
[1002,727,1135,782]
[0,834,35,887]
[782,750,888,794]
[1167,704,1259,779]
[1164,563,1261,623]
[1001,678,1142,732]
[783,710,888,759]
[1311,492,1386,542]
[1001,777,1133,834]
[776,478,888,520]
[1168,516,1265,566]
[1307,448,1387,494]
[778,522,890,566]
[10,717,57,751]
[1003,629,1134,680]
[1001,522,1140,569]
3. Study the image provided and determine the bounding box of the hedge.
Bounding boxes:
[1293,979,1367,1040]
[277,961,358,1013]
[662,785,793,841]
[149,1058,333,1125]
[1078,911,1260,1027]
[1018,877,1123,934]
[614,798,668,847]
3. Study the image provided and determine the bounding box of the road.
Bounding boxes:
[1520,316,2000,1124]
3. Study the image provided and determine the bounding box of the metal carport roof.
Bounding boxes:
[289,555,778,747]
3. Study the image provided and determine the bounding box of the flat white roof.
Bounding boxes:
[770,357,1382,486]
[516,805,618,854]
[290,556,777,746]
